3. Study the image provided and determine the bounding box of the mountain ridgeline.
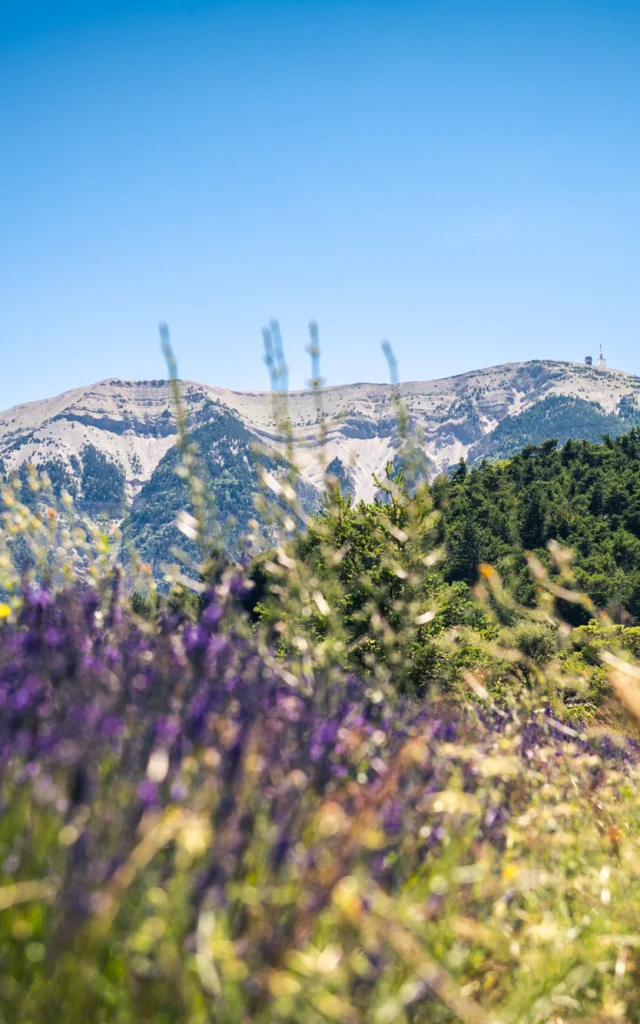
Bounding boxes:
[2,359,640,584]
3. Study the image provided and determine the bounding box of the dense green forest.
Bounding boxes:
[437,427,640,619]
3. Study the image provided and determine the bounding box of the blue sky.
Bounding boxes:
[2,0,639,409]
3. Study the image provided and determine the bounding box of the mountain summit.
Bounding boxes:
[2,359,639,498]
[2,359,640,568]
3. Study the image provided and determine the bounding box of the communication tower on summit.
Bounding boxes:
[597,345,607,370]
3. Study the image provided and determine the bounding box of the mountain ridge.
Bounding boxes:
[3,359,640,571]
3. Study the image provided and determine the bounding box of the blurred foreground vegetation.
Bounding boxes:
[3,334,640,1022]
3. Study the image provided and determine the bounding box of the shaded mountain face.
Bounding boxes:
[468,394,640,464]
[2,360,640,562]
[126,407,266,575]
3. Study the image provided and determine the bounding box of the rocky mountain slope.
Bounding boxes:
[2,359,640,566]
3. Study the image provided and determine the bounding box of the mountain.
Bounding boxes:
[2,359,640,568]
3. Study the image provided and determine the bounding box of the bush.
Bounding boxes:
[511,620,560,664]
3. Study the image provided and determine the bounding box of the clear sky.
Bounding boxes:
[2,0,639,410]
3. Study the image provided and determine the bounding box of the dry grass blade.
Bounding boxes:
[601,651,640,722]
[0,877,59,911]
[93,808,192,930]
[366,882,490,1024]
[385,923,490,1024]
[526,554,596,613]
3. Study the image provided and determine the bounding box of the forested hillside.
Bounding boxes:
[437,427,640,619]
[468,393,640,462]
[127,409,265,573]
[245,426,640,698]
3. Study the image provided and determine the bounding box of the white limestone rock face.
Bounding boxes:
[1,359,640,510]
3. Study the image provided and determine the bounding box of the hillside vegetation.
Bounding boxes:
[238,428,640,704]
[438,427,640,618]
[468,393,640,462]
[127,409,264,574]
